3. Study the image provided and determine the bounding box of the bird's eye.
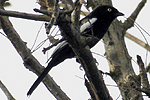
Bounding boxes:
[107,8,112,12]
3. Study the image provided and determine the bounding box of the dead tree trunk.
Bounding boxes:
[101,0,149,100]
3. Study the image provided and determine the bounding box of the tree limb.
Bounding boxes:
[44,0,60,34]
[0,5,70,100]
[0,9,50,21]
[136,88,150,98]
[137,55,149,88]
[60,0,74,9]
[125,32,150,52]
[84,78,97,100]
[124,0,147,30]
[71,0,81,26]
[37,0,55,10]
[145,63,150,73]
[102,0,146,99]
[0,80,15,100]
[57,1,112,99]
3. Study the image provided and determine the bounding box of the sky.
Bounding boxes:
[0,0,150,100]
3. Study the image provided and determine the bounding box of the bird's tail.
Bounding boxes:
[27,60,54,96]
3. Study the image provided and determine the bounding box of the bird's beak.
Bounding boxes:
[116,12,124,16]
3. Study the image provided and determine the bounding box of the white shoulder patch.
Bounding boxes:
[46,41,68,63]
[52,41,68,55]
[80,18,97,33]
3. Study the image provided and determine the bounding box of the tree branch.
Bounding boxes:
[124,0,147,30]
[102,0,146,99]
[84,78,97,100]
[0,80,15,100]
[71,0,81,26]
[136,87,150,98]
[0,8,71,100]
[137,55,149,88]
[60,0,74,9]
[125,32,150,51]
[37,0,55,10]
[0,9,50,21]
[145,63,150,73]
[57,1,112,99]
[45,0,60,34]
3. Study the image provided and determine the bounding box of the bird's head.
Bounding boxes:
[90,5,124,22]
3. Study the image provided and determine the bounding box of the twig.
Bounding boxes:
[71,0,81,26]
[145,63,150,73]
[137,55,149,88]
[0,80,15,100]
[99,70,112,76]
[124,0,147,30]
[42,38,65,54]
[136,87,150,98]
[45,0,60,34]
[34,8,73,15]
[125,32,150,52]
[33,8,53,16]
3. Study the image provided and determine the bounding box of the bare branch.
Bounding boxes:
[45,0,60,34]
[0,9,50,21]
[84,78,97,100]
[136,88,150,98]
[0,10,71,100]
[58,4,112,100]
[137,55,149,88]
[124,0,147,30]
[0,80,15,100]
[37,0,55,10]
[60,0,74,9]
[125,32,150,52]
[145,63,150,73]
[71,0,81,26]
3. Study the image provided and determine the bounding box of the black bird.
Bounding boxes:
[27,5,124,96]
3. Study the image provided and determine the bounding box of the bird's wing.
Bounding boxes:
[52,17,97,57]
[50,18,97,58]
[80,18,97,33]
[50,41,68,58]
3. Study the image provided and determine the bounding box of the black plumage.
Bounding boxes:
[27,5,124,96]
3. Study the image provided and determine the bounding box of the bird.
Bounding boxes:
[27,5,124,96]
